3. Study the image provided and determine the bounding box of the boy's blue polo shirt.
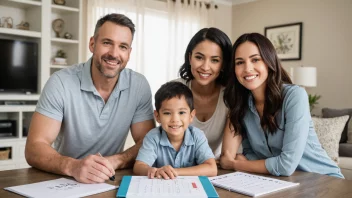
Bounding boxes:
[136,126,215,168]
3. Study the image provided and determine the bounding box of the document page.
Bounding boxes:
[5,178,117,198]
[126,176,208,198]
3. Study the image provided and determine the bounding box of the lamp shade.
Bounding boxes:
[291,67,317,87]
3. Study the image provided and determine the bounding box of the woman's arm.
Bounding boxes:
[264,87,311,176]
[220,118,243,169]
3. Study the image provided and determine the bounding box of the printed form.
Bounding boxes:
[126,176,208,198]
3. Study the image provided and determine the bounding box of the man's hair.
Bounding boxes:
[93,13,135,38]
[155,82,194,112]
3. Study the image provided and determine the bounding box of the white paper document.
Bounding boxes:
[126,176,208,198]
[4,178,117,198]
[209,172,299,197]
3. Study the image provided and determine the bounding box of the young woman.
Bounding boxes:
[221,33,343,178]
[174,28,241,158]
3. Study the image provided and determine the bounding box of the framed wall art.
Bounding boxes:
[265,22,302,61]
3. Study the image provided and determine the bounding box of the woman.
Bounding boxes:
[174,28,240,158]
[220,33,343,178]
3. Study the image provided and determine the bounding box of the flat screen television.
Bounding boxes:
[0,38,38,94]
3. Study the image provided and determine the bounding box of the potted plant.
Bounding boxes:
[308,94,321,112]
[54,50,67,65]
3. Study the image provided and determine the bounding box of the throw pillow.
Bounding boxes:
[322,108,352,143]
[312,115,349,163]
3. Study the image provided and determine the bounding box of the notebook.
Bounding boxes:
[117,176,219,198]
[209,172,299,197]
[4,178,117,198]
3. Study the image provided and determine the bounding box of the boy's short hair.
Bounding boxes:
[155,82,194,112]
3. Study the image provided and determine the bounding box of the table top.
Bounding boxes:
[0,168,351,198]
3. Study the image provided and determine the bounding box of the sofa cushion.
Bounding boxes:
[322,108,352,143]
[339,143,352,157]
[312,115,349,163]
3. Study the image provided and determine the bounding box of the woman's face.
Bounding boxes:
[234,41,268,93]
[189,40,223,86]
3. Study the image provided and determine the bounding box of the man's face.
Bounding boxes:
[89,21,132,78]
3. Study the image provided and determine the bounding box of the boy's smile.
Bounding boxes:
[154,96,195,140]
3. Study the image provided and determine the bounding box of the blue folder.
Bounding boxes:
[117,176,218,198]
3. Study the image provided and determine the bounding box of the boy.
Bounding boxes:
[133,82,217,179]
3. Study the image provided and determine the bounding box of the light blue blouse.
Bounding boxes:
[242,85,344,178]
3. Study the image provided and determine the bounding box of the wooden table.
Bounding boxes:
[0,168,352,197]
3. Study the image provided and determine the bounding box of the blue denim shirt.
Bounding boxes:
[136,126,215,168]
[242,84,344,178]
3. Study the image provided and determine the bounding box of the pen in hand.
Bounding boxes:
[97,153,115,181]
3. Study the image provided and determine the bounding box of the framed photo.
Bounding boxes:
[265,22,302,61]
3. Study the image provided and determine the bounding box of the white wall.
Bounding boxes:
[232,0,352,115]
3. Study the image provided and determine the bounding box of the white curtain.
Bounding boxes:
[86,0,212,95]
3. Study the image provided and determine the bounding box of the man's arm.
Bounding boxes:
[106,119,155,170]
[25,112,115,183]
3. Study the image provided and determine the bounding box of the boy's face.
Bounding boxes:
[154,96,196,139]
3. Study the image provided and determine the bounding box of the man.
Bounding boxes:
[25,13,155,184]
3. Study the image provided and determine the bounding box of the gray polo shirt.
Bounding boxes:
[36,58,154,159]
[136,126,215,168]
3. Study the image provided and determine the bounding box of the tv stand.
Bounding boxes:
[0,0,82,171]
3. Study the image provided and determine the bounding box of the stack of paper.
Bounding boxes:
[209,172,299,197]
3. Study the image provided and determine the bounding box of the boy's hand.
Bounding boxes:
[150,165,178,179]
[147,167,158,179]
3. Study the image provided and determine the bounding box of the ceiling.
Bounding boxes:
[216,0,257,5]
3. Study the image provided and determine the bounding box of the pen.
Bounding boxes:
[97,152,115,181]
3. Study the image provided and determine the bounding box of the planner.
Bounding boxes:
[209,172,299,197]
[4,178,117,198]
[117,176,218,198]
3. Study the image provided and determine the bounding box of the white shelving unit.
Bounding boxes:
[0,0,82,171]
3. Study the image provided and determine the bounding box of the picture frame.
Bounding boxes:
[264,22,302,61]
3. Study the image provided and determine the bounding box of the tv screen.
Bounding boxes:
[0,38,38,94]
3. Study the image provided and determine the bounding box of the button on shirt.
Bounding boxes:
[136,126,215,168]
[242,85,343,178]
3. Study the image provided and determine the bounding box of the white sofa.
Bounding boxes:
[340,157,352,180]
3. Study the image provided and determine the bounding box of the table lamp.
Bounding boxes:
[291,66,317,87]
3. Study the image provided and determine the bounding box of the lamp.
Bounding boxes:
[291,66,320,112]
[291,66,317,87]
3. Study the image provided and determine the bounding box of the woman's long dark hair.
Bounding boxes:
[179,27,232,86]
[223,33,292,136]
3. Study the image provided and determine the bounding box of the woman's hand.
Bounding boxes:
[235,153,248,161]
[220,150,235,170]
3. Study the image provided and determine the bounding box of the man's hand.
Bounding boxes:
[148,165,178,179]
[105,154,125,170]
[69,154,115,183]
[220,150,235,170]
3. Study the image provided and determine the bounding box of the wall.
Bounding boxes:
[232,0,352,115]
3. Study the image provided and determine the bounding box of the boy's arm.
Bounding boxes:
[133,160,153,176]
[176,158,217,176]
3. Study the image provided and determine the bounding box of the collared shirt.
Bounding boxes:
[243,84,344,178]
[136,126,215,168]
[36,58,154,159]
